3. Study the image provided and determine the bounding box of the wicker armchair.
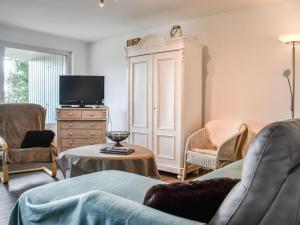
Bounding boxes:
[0,104,57,184]
[181,119,247,181]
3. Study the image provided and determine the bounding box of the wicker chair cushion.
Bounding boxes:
[190,148,217,156]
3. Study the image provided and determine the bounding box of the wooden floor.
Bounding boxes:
[0,165,202,225]
[0,165,64,225]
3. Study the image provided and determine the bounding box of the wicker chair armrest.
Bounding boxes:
[217,130,245,162]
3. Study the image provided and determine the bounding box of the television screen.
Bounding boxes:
[59,75,104,106]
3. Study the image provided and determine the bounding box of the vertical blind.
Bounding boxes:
[29,54,67,123]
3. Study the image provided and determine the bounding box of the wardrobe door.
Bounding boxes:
[129,55,153,149]
[153,51,182,170]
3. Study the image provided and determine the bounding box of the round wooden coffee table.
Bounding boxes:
[57,144,159,178]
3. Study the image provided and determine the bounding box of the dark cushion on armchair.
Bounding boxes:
[21,130,55,148]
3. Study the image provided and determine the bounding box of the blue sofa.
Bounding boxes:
[8,160,242,225]
[10,120,300,225]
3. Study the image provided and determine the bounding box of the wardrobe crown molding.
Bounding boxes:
[125,34,202,58]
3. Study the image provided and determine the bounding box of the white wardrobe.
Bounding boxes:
[126,35,203,178]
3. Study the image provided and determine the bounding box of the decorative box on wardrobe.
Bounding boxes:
[126,35,203,179]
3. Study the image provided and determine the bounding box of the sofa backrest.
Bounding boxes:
[0,104,46,149]
[210,119,300,225]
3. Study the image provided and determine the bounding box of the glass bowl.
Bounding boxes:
[106,131,130,147]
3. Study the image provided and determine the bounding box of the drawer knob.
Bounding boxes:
[90,132,95,136]
[90,141,95,145]
[69,140,74,145]
[90,123,95,127]
[69,123,73,127]
[69,132,73,136]
[90,113,94,117]
[68,113,72,116]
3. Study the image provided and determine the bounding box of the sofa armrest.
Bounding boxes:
[9,190,205,225]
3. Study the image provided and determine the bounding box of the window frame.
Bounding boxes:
[0,40,72,104]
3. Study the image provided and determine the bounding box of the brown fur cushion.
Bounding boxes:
[143,178,240,223]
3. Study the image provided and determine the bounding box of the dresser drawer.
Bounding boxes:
[60,121,105,130]
[61,138,104,148]
[58,110,82,119]
[61,130,103,139]
[82,110,105,120]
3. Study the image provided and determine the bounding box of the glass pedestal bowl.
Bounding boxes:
[106,131,130,147]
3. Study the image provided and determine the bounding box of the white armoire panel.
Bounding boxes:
[153,51,182,167]
[127,35,202,178]
[129,55,152,149]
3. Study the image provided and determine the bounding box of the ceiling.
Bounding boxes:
[0,0,279,42]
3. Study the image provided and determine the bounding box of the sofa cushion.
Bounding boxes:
[196,160,243,181]
[144,178,239,223]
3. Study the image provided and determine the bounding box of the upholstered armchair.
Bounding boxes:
[182,119,246,181]
[0,104,57,184]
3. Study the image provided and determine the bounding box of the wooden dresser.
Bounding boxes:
[56,107,107,152]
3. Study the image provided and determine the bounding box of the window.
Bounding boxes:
[0,43,71,124]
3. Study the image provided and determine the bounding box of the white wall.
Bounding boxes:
[88,0,300,130]
[0,24,88,74]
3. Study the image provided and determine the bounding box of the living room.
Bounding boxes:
[0,0,300,224]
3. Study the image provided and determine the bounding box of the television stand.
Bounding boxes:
[56,107,107,152]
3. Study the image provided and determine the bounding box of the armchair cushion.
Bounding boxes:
[190,148,217,156]
[144,178,240,223]
[7,147,52,164]
[0,104,46,149]
[21,130,55,148]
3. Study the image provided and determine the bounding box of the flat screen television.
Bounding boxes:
[59,75,105,107]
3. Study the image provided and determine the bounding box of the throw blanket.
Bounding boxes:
[0,104,45,149]
[8,171,204,225]
[9,191,203,225]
